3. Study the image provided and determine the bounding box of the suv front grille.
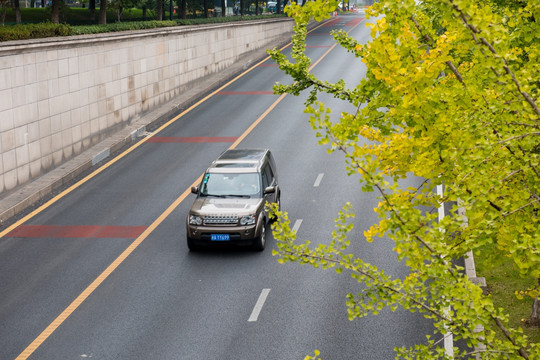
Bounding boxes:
[203,215,239,225]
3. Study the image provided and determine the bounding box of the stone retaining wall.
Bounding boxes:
[0,18,293,195]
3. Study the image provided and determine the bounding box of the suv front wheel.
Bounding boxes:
[253,221,267,251]
[187,237,197,251]
[270,193,281,223]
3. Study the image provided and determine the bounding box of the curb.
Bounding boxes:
[459,206,487,359]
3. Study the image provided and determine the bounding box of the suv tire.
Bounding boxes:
[187,237,198,251]
[270,193,281,223]
[253,221,267,251]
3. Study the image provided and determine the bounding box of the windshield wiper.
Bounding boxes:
[225,194,251,198]
[202,193,227,198]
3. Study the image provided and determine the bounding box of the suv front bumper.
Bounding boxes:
[186,223,258,245]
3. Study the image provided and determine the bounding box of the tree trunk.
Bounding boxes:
[203,0,207,18]
[89,0,95,20]
[11,0,21,23]
[220,0,225,16]
[276,0,281,14]
[157,0,163,20]
[98,0,106,24]
[529,297,540,326]
[1,2,6,26]
[50,0,60,23]
[527,277,540,326]
[240,0,243,15]
[180,0,186,19]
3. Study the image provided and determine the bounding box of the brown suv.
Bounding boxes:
[186,149,280,251]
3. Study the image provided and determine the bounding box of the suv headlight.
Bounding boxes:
[240,215,256,226]
[189,215,203,225]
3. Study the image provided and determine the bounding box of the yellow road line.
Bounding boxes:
[13,41,292,360]
[15,89,290,360]
[14,176,201,360]
[13,17,358,360]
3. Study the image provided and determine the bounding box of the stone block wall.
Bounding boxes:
[0,19,293,195]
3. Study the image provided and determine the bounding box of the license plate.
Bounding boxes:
[211,234,230,241]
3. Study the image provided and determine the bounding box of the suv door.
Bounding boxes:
[262,161,279,218]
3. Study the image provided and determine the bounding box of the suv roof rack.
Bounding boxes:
[215,149,268,163]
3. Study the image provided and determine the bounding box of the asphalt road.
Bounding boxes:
[0,14,433,360]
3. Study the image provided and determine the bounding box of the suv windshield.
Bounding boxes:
[200,172,261,197]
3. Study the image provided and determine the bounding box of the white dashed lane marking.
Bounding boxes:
[292,219,303,234]
[248,289,271,322]
[314,173,324,187]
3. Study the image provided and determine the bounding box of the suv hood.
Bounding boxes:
[190,197,263,216]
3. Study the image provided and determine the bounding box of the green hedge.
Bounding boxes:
[72,15,284,35]
[0,23,73,41]
[0,14,286,42]
[72,20,177,35]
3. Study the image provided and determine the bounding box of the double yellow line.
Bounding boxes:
[13,18,363,359]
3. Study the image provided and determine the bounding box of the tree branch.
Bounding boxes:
[493,316,530,359]
[504,198,540,217]
[279,248,451,323]
[409,16,465,85]
[448,0,540,119]
[498,132,540,145]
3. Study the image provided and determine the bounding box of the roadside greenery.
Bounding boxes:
[1,0,287,26]
[476,255,540,346]
[1,5,284,24]
[0,21,71,40]
[268,0,539,359]
[1,6,148,24]
[0,13,285,41]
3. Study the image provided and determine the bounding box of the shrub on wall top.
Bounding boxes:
[0,15,287,42]
[0,23,73,42]
[72,20,178,35]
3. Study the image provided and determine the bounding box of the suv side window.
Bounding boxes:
[263,163,274,187]
[262,167,270,189]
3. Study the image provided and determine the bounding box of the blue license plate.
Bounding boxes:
[211,234,230,241]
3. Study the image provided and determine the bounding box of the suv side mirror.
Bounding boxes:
[264,186,275,194]
[191,186,199,194]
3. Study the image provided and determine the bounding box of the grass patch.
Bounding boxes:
[475,254,540,346]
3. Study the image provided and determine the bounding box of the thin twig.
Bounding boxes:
[503,198,540,217]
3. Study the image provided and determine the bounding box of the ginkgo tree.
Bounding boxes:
[267,0,539,358]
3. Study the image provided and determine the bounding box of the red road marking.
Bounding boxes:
[53,225,103,238]
[94,226,147,238]
[345,18,364,26]
[6,225,60,238]
[147,136,238,143]
[217,91,274,95]
[7,225,148,239]
[322,18,342,27]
